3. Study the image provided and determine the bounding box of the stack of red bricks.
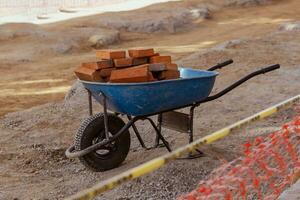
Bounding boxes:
[74,48,180,83]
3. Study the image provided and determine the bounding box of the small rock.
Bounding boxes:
[214,39,244,50]
[88,31,120,49]
[189,7,211,20]
[279,22,300,31]
[51,42,73,54]
[25,159,31,165]
[75,168,82,173]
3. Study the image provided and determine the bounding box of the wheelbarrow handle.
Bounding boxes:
[207,59,234,71]
[257,64,280,74]
[200,64,280,103]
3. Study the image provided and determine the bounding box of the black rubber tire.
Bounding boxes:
[74,113,130,171]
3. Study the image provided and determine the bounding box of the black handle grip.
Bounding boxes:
[207,59,234,71]
[257,64,280,74]
[200,63,280,103]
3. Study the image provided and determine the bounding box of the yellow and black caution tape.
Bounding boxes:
[66,94,300,200]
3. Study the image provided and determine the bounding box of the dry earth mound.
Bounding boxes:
[0,23,119,64]
[225,0,276,6]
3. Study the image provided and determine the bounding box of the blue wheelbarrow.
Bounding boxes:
[65,60,280,171]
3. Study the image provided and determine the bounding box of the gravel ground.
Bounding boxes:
[1,26,300,199]
[278,180,300,200]
[1,0,300,199]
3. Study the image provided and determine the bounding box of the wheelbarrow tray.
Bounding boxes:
[80,68,218,116]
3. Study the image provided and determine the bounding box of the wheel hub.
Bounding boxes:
[93,132,117,156]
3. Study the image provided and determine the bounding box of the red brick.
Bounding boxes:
[149,55,172,64]
[82,60,113,70]
[100,68,115,77]
[149,63,178,72]
[74,66,103,82]
[81,62,98,70]
[132,57,148,66]
[97,60,114,69]
[158,69,180,80]
[96,50,126,59]
[149,63,166,72]
[166,63,178,70]
[110,64,153,83]
[114,58,133,68]
[128,48,155,58]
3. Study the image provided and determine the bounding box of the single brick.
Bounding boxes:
[149,63,178,72]
[100,68,115,77]
[166,63,178,70]
[114,57,133,68]
[128,48,155,58]
[74,66,103,82]
[96,50,126,59]
[132,57,148,66]
[82,60,113,70]
[81,62,98,70]
[110,64,153,83]
[158,69,180,80]
[149,55,172,64]
[97,60,114,69]
[149,63,166,72]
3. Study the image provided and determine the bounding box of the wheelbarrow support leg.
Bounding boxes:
[127,115,147,149]
[188,106,196,143]
[101,93,110,139]
[145,117,171,152]
[188,105,204,158]
[154,114,163,147]
[87,90,93,116]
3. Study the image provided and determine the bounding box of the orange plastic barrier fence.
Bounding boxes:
[178,114,300,200]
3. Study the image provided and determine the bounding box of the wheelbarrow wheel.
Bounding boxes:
[74,113,130,171]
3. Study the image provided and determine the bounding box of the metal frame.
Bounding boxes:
[65,61,280,159]
[89,92,172,152]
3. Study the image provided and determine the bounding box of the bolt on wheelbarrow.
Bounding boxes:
[65,59,280,171]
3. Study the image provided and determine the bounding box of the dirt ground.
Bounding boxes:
[1,0,300,116]
[1,0,300,199]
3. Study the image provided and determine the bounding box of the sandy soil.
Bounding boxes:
[1,0,300,199]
